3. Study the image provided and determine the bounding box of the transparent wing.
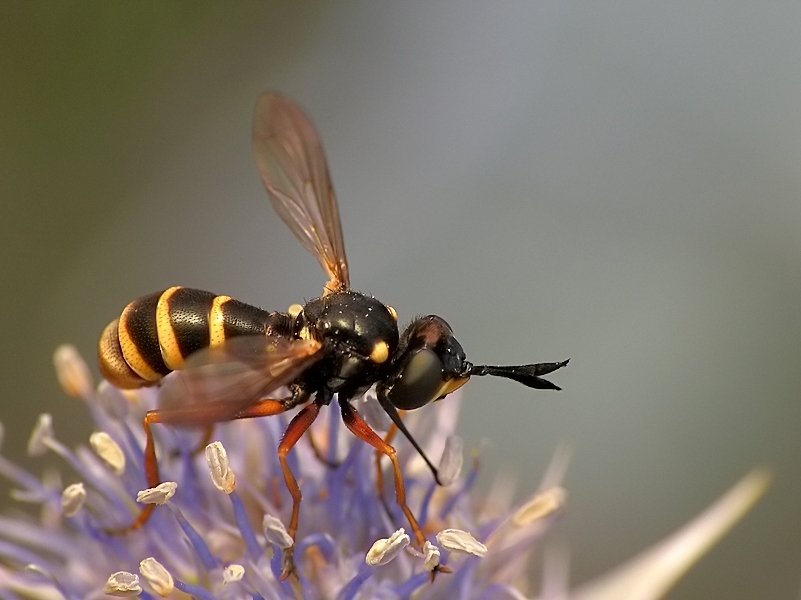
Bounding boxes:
[252,92,350,293]
[159,336,322,419]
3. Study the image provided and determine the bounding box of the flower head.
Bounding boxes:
[0,345,768,599]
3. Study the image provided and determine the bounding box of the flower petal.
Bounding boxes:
[104,571,142,596]
[60,482,86,517]
[205,441,235,494]
[27,414,54,457]
[136,481,177,505]
[436,528,488,557]
[512,486,566,526]
[89,431,126,476]
[53,344,94,400]
[366,529,411,566]
[437,435,464,486]
[263,514,293,549]
[223,564,245,584]
[423,541,441,571]
[139,557,174,596]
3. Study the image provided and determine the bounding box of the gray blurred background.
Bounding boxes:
[1,3,800,598]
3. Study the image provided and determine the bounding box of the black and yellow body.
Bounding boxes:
[98,285,291,389]
[99,281,565,484]
[97,92,568,580]
[99,286,476,408]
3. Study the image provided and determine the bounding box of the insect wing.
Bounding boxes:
[253,92,350,293]
[158,336,322,421]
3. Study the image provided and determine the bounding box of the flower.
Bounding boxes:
[0,345,769,599]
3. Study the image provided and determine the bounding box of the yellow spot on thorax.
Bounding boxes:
[370,340,390,364]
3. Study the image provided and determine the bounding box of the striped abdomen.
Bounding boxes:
[98,286,291,389]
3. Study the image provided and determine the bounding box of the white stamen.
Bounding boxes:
[222,564,245,584]
[104,571,142,596]
[366,528,410,566]
[423,541,441,571]
[27,414,54,457]
[89,431,126,476]
[436,529,488,557]
[205,441,235,494]
[263,514,293,549]
[139,557,174,596]
[60,482,86,517]
[53,344,94,399]
[512,486,567,526]
[437,435,464,486]
[136,482,177,505]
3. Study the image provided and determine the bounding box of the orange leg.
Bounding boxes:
[274,401,321,582]
[375,423,398,505]
[107,398,289,534]
[276,402,321,540]
[339,399,427,549]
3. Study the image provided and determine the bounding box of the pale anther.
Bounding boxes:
[27,413,54,457]
[205,441,235,494]
[60,482,86,517]
[90,431,126,475]
[53,344,94,399]
[437,435,464,486]
[512,486,567,526]
[366,528,410,566]
[263,514,293,549]
[423,541,441,571]
[222,564,245,584]
[104,571,142,596]
[136,481,177,505]
[436,528,488,557]
[139,557,174,596]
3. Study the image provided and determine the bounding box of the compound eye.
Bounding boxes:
[387,348,446,410]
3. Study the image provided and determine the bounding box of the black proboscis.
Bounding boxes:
[466,359,570,391]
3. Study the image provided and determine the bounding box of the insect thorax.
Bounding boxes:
[295,290,399,395]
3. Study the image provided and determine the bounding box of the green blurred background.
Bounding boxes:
[2,3,800,598]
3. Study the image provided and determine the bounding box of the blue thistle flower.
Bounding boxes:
[0,345,769,599]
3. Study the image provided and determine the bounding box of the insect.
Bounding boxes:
[98,92,568,576]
